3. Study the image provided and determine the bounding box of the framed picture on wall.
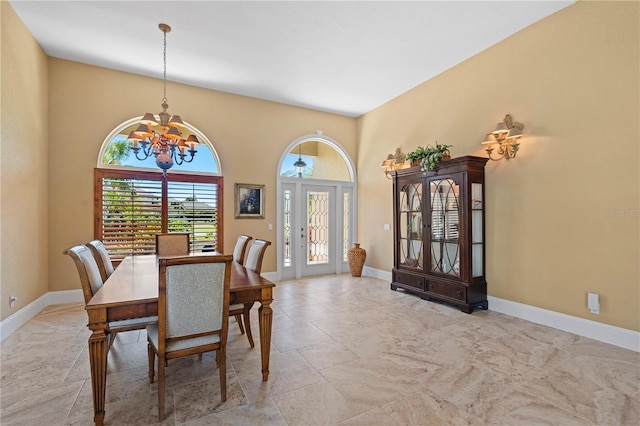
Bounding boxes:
[234,183,265,219]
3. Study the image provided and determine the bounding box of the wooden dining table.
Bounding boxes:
[85,253,276,426]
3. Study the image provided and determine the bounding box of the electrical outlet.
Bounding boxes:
[587,292,600,314]
[10,293,18,308]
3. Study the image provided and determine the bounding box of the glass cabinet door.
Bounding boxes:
[399,182,422,268]
[471,183,484,277]
[429,178,460,276]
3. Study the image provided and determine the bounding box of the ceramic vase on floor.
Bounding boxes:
[347,243,366,277]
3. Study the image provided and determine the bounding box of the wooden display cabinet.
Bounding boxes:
[391,156,488,313]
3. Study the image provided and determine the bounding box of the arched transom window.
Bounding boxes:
[98,117,221,174]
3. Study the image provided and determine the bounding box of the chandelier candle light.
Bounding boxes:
[127,23,199,175]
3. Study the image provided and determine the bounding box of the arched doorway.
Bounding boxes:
[276,132,357,279]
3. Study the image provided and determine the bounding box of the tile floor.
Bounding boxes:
[1,274,639,425]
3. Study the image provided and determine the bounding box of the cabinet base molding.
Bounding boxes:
[391,278,488,314]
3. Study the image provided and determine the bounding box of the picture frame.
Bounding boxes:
[234,183,265,219]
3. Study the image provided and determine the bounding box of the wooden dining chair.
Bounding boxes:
[229,235,252,336]
[228,239,271,348]
[86,239,114,282]
[232,234,252,265]
[155,232,190,256]
[147,254,233,421]
[63,245,157,349]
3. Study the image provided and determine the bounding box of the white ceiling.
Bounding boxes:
[9,1,573,117]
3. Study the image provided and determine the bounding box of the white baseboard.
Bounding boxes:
[0,289,84,341]
[488,296,640,352]
[48,289,85,305]
[362,266,392,282]
[262,271,277,282]
[364,267,639,352]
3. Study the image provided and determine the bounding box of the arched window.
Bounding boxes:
[95,118,223,261]
[98,117,221,174]
[279,139,353,181]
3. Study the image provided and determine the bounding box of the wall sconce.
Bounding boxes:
[481,114,524,161]
[382,147,410,179]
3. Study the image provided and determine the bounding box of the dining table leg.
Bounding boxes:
[87,310,109,426]
[258,286,273,381]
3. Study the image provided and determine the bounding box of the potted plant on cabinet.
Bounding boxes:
[420,143,453,171]
[405,146,430,167]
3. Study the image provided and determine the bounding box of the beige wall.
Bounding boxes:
[2,1,637,333]
[47,59,356,293]
[357,1,639,331]
[0,2,49,321]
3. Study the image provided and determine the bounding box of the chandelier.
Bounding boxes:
[127,23,199,175]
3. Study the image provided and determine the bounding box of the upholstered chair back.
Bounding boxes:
[86,240,114,282]
[232,235,252,265]
[63,245,104,305]
[156,233,190,256]
[244,239,271,274]
[156,255,232,353]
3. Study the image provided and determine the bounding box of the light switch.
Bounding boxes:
[268,223,273,231]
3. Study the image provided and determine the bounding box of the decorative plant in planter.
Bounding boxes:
[405,146,430,166]
[406,143,453,170]
[420,143,453,171]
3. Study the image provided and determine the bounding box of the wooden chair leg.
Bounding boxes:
[108,331,118,351]
[198,354,203,361]
[147,343,155,384]
[158,355,166,421]
[218,348,227,402]
[242,305,255,348]
[235,314,245,334]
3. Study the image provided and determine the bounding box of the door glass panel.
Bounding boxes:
[283,189,292,267]
[343,191,350,262]
[430,179,460,276]
[471,183,484,277]
[399,182,422,268]
[307,191,329,265]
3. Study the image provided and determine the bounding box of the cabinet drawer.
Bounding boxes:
[394,270,425,290]
[426,281,466,302]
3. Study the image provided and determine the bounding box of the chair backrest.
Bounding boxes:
[156,233,190,256]
[86,240,114,282]
[244,239,271,274]
[63,245,104,305]
[232,235,252,265]
[157,255,233,352]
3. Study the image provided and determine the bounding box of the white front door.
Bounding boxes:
[279,180,353,279]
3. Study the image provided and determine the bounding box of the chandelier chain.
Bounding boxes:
[128,23,199,176]
[163,29,167,103]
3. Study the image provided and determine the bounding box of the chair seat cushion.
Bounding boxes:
[147,323,221,353]
[110,316,157,329]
